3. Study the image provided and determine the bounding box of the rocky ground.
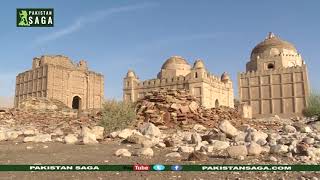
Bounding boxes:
[0,95,320,179]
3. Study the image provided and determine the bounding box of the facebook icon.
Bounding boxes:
[171,165,183,171]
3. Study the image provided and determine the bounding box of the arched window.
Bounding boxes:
[72,96,81,110]
[215,99,219,108]
[267,63,274,70]
[195,72,198,78]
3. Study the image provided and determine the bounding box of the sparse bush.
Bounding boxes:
[99,100,136,133]
[303,93,320,120]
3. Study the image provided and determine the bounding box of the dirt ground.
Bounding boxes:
[0,140,319,180]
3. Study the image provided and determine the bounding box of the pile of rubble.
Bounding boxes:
[135,89,241,128]
[18,97,70,111]
[0,97,103,144]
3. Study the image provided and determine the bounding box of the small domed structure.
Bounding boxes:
[221,72,230,82]
[161,56,191,70]
[158,56,191,78]
[193,59,205,69]
[126,70,137,78]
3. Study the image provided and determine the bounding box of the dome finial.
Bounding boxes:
[126,69,136,78]
[266,32,276,39]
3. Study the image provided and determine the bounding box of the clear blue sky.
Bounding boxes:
[1,0,319,104]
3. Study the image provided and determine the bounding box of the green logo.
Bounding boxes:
[17,8,54,27]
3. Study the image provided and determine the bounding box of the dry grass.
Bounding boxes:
[99,100,136,133]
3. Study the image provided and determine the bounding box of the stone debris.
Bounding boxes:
[23,134,52,143]
[117,129,135,139]
[165,152,181,158]
[64,134,78,144]
[190,132,202,144]
[92,126,104,140]
[126,134,149,145]
[136,148,154,157]
[178,146,194,153]
[208,140,230,151]
[187,151,208,161]
[247,142,262,156]
[227,145,248,159]
[135,89,241,129]
[0,99,101,140]
[138,123,161,137]
[115,149,131,157]
[218,120,239,138]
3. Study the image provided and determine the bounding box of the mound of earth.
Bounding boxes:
[19,97,70,111]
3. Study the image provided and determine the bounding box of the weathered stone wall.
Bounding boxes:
[238,65,309,117]
[15,55,104,109]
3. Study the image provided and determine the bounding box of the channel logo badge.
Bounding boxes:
[133,164,150,171]
[171,165,183,171]
[152,164,165,171]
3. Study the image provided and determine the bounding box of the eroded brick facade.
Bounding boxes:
[15,55,104,109]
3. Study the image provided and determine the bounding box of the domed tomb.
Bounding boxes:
[158,56,191,78]
[246,32,303,72]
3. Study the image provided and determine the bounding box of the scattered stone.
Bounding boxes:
[293,123,312,133]
[23,134,52,143]
[303,137,315,145]
[235,131,247,142]
[82,134,98,144]
[251,131,268,142]
[269,156,278,162]
[23,129,36,136]
[5,131,19,140]
[178,146,194,153]
[283,125,296,133]
[247,142,262,156]
[115,149,131,157]
[193,124,206,132]
[81,126,98,144]
[218,120,239,138]
[156,142,166,148]
[137,148,154,157]
[208,140,230,151]
[92,126,104,140]
[64,134,78,144]
[142,140,154,148]
[187,151,208,161]
[139,123,161,137]
[227,145,248,158]
[165,152,181,158]
[190,132,202,144]
[53,128,64,136]
[118,129,134,139]
[126,134,149,145]
[164,138,174,147]
[109,131,119,138]
[270,145,289,154]
[0,132,7,141]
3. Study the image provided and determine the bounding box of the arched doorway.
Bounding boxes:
[215,99,219,108]
[72,96,81,110]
